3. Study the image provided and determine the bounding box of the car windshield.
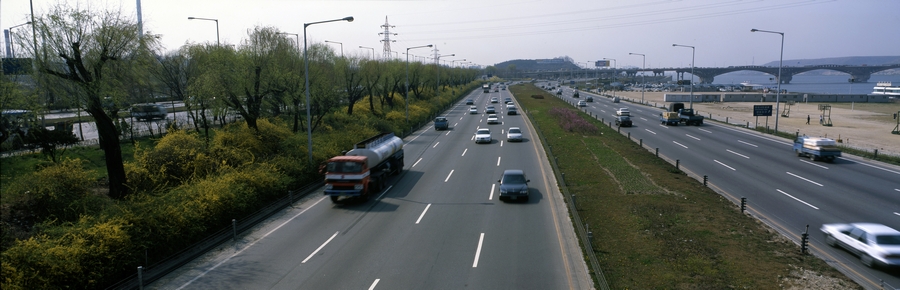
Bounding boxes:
[502,173,526,184]
[620,116,631,121]
[876,234,900,245]
[477,129,490,134]
[435,117,446,122]
[509,128,521,133]
[327,161,363,173]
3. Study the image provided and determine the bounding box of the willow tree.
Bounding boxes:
[23,5,159,198]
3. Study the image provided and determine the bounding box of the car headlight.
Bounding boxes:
[354,184,364,190]
[520,189,528,194]
[325,184,333,190]
[500,188,508,194]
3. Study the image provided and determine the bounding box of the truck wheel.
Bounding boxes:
[810,154,816,161]
[330,196,340,203]
[796,151,803,157]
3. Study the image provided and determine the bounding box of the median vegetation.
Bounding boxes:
[510,83,857,289]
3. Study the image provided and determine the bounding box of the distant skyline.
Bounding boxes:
[2,0,899,69]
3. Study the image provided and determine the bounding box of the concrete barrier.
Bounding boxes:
[664,94,721,102]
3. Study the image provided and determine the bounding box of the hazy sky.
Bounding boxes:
[3,0,899,69]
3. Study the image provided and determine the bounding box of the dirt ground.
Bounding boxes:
[609,91,900,157]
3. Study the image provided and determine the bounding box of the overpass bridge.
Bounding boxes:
[515,64,900,84]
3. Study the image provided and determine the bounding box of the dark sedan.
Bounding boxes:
[615,116,632,127]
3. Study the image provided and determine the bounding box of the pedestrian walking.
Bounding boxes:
[807,115,810,125]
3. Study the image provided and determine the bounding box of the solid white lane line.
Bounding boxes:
[409,129,428,142]
[415,204,432,224]
[412,158,423,168]
[714,160,736,171]
[376,185,393,199]
[800,159,829,169]
[726,149,750,159]
[686,134,701,141]
[473,233,485,267]
[445,170,454,182]
[178,196,328,289]
[302,231,339,263]
[777,189,819,210]
[738,140,758,147]
[786,172,824,186]
[490,184,495,200]
[368,279,380,290]
[433,142,440,148]
[462,148,468,156]
[497,156,502,166]
[854,161,900,175]
[673,141,688,148]
[698,128,712,133]
[645,129,657,135]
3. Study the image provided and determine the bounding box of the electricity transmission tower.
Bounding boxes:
[379,16,397,59]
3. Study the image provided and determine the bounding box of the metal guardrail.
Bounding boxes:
[105,181,324,290]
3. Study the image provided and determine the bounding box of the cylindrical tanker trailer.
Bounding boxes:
[323,133,404,203]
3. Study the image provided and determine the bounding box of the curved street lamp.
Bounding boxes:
[406,44,433,125]
[359,46,375,59]
[325,40,343,58]
[751,28,784,133]
[672,44,695,109]
[629,52,646,104]
[436,53,455,91]
[304,16,353,164]
[6,22,32,57]
[187,17,219,45]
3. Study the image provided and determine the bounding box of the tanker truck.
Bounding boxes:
[324,133,404,203]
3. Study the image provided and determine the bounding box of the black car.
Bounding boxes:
[498,169,530,202]
[615,115,632,127]
[586,96,593,102]
[465,99,474,105]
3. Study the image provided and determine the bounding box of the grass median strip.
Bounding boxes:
[511,83,857,289]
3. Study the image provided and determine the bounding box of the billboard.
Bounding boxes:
[594,60,610,67]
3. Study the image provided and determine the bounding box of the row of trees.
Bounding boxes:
[3,5,481,199]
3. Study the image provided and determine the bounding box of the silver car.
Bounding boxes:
[487,114,500,124]
[507,127,523,142]
[469,106,478,114]
[821,223,900,268]
[475,128,492,144]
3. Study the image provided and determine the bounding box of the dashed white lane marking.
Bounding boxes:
[302,231,339,263]
[489,184,495,200]
[777,189,820,210]
[445,131,451,136]
[800,159,829,169]
[685,134,701,141]
[415,204,431,224]
[738,140,758,147]
[368,279,380,290]
[698,128,712,133]
[412,158,422,168]
[445,170,454,182]
[461,148,467,156]
[433,142,439,148]
[714,160,736,171]
[500,140,504,147]
[893,212,900,216]
[726,149,750,159]
[473,233,485,267]
[786,172,824,186]
[497,157,501,166]
[645,129,657,135]
[673,141,688,149]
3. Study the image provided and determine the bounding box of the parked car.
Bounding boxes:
[507,105,518,115]
[131,104,168,121]
[487,114,500,124]
[507,127,523,142]
[434,116,449,130]
[577,100,587,107]
[821,223,900,268]
[498,169,530,202]
[475,128,492,143]
[486,106,496,114]
[615,116,632,127]
[466,99,474,105]
[469,106,478,114]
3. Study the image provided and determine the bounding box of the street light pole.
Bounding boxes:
[187,17,219,45]
[672,44,695,109]
[603,58,617,98]
[304,16,353,165]
[629,53,646,104]
[359,46,375,59]
[6,22,32,58]
[451,59,466,68]
[406,44,433,125]
[751,28,784,134]
[324,40,343,58]
[435,53,454,91]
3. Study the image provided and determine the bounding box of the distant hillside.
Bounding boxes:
[763,56,900,66]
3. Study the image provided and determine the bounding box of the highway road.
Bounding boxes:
[150,86,593,289]
[547,83,900,289]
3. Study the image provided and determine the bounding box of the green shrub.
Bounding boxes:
[1,159,94,223]
[134,130,214,187]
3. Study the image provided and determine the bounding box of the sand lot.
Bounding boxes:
[602,91,900,157]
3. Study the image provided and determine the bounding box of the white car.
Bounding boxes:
[490,97,499,103]
[469,106,478,114]
[821,223,900,268]
[577,100,587,107]
[507,127,523,142]
[487,114,500,124]
[475,128,492,144]
[616,108,630,116]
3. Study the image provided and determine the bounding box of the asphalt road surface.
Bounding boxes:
[150,86,593,289]
[550,84,899,290]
